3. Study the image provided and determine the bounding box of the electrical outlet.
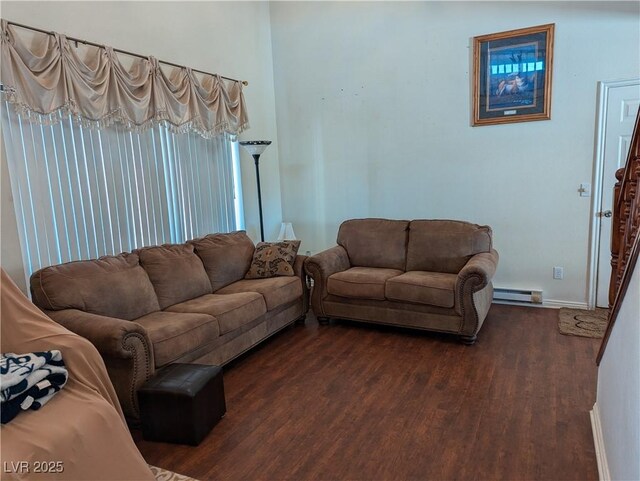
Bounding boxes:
[553,266,564,280]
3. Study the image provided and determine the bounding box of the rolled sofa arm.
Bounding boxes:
[457,249,499,289]
[304,245,351,317]
[46,309,153,361]
[45,308,154,422]
[293,254,310,314]
[455,249,499,338]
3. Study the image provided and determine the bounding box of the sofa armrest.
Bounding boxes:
[45,309,155,421]
[304,245,351,317]
[456,249,499,291]
[46,309,153,362]
[293,254,308,278]
[293,255,310,313]
[305,245,351,279]
[455,249,499,336]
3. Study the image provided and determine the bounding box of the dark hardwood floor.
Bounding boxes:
[132,304,599,481]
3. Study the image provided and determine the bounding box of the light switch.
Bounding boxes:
[579,183,591,197]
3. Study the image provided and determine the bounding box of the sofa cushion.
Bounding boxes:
[165,293,266,335]
[30,253,160,320]
[136,243,212,310]
[189,231,255,291]
[328,267,403,301]
[406,220,492,274]
[216,277,303,311]
[245,240,301,279]
[337,218,409,270]
[385,271,457,308]
[135,311,219,367]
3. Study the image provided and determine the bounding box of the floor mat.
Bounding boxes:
[149,465,200,481]
[558,307,608,338]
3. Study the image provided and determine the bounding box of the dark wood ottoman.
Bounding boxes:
[138,363,226,445]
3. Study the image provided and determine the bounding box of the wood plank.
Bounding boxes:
[132,304,599,481]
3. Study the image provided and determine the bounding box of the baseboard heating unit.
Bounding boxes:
[493,287,543,305]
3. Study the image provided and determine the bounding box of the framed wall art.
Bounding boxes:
[472,24,554,126]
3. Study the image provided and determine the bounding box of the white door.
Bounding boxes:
[595,80,640,307]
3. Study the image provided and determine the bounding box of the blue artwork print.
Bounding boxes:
[486,42,542,111]
[473,24,553,125]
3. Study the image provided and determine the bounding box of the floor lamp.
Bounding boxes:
[239,140,271,242]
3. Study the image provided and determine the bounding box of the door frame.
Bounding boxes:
[587,78,640,309]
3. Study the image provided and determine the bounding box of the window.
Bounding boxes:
[1,101,244,286]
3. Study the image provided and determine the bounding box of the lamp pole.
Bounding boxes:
[252,153,265,242]
[239,140,271,242]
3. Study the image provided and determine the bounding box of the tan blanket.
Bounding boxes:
[0,269,154,481]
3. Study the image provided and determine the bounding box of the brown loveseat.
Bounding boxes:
[305,219,498,344]
[29,231,308,421]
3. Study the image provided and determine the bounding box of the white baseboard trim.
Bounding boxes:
[543,299,590,309]
[591,402,611,481]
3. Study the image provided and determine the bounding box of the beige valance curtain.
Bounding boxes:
[0,20,249,138]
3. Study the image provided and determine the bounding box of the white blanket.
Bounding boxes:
[0,350,68,423]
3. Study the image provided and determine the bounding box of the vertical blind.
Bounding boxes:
[1,99,244,287]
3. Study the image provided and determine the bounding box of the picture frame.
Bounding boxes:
[472,24,554,126]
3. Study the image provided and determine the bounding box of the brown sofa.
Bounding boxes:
[304,219,498,344]
[29,231,308,421]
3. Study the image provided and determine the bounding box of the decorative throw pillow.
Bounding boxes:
[245,240,301,279]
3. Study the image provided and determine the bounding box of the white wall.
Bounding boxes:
[596,259,640,481]
[0,1,283,292]
[2,2,637,304]
[270,1,640,306]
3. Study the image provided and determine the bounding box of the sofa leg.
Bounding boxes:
[295,314,307,325]
[317,316,330,325]
[459,334,477,345]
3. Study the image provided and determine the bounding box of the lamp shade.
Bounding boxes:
[239,140,271,156]
[277,222,296,241]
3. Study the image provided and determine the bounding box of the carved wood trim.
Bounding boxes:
[608,168,624,306]
[598,109,640,365]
